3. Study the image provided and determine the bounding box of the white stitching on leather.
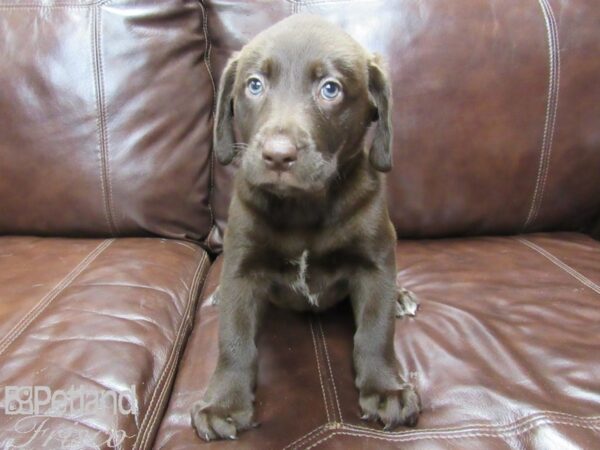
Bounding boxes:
[199,2,216,108]
[524,0,560,230]
[0,239,113,357]
[294,411,600,447]
[138,251,207,449]
[314,321,338,422]
[170,240,199,253]
[284,318,349,449]
[287,0,378,6]
[342,411,600,437]
[0,0,109,8]
[535,0,560,227]
[317,320,343,423]
[282,425,328,450]
[302,415,600,449]
[98,6,119,236]
[517,238,600,295]
[309,319,332,423]
[198,1,218,250]
[533,411,600,421]
[134,250,208,449]
[304,422,600,449]
[91,6,118,236]
[91,6,114,235]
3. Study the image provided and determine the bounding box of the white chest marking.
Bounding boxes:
[291,250,319,306]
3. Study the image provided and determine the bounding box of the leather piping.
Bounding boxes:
[133,251,209,449]
[524,0,560,230]
[198,0,218,251]
[91,5,118,236]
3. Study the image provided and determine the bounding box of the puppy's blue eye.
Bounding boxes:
[320,81,341,100]
[247,78,264,96]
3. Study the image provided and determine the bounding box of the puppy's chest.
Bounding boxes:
[264,248,354,311]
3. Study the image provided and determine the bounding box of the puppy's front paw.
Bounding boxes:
[395,288,419,317]
[191,399,256,441]
[359,384,421,430]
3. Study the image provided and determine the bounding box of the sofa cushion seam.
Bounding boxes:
[516,237,600,295]
[134,251,207,448]
[301,416,600,448]
[198,0,218,250]
[523,0,560,230]
[97,4,119,236]
[317,319,343,423]
[133,251,207,448]
[517,237,600,293]
[140,253,208,448]
[0,0,110,9]
[0,239,113,358]
[198,258,218,308]
[91,6,117,236]
[535,0,560,227]
[132,251,208,449]
[283,425,329,450]
[309,319,332,423]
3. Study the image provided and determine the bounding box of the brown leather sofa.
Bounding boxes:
[1,1,599,449]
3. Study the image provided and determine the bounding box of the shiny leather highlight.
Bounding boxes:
[156,233,600,449]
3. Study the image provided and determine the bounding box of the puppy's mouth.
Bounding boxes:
[241,143,337,196]
[259,171,314,195]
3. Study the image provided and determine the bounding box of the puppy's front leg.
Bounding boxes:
[191,277,265,441]
[350,266,421,430]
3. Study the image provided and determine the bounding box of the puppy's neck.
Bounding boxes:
[236,151,380,230]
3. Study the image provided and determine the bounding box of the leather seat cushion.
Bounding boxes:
[0,236,209,449]
[154,232,600,449]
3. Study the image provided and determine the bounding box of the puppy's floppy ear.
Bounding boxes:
[214,53,239,165]
[367,54,393,172]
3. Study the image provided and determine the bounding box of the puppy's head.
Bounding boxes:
[214,14,392,196]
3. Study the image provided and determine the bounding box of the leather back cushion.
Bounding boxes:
[0,0,214,241]
[206,0,600,249]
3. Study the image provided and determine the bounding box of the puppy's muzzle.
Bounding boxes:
[261,135,298,172]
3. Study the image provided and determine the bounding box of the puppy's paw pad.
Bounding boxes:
[395,288,419,317]
[359,384,421,430]
[190,401,254,442]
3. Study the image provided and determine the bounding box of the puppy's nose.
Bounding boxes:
[262,136,297,172]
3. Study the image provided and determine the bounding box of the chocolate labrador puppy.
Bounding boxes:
[191,14,420,441]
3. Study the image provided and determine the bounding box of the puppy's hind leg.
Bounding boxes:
[395,287,419,317]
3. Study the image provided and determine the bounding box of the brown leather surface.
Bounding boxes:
[204,0,600,251]
[155,233,600,449]
[0,0,214,242]
[0,236,209,449]
[2,2,599,450]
